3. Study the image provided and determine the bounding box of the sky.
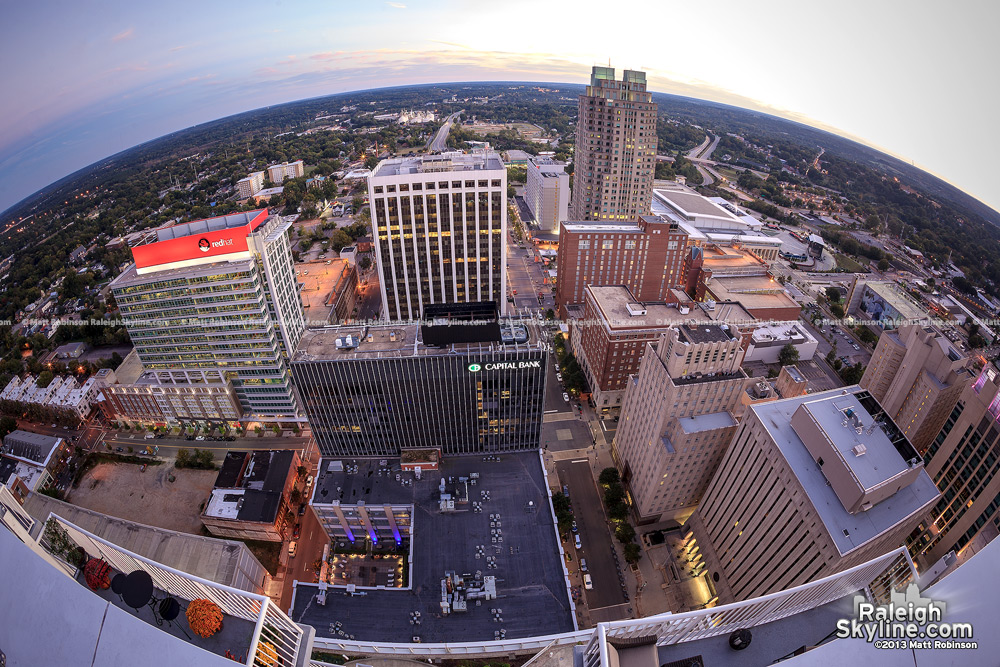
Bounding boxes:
[2,0,999,216]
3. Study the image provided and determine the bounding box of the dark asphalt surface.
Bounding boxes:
[556,458,626,610]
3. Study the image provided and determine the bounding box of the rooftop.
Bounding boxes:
[679,411,736,434]
[373,151,504,178]
[207,450,296,524]
[298,452,574,643]
[23,493,267,592]
[653,187,742,222]
[859,280,928,321]
[706,275,800,313]
[292,321,542,362]
[150,209,268,244]
[752,387,940,555]
[2,430,62,465]
[587,286,694,330]
[678,323,734,344]
[562,220,643,234]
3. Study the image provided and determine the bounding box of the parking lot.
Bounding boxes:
[291,452,574,643]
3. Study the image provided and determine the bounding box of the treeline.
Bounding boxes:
[820,229,885,261]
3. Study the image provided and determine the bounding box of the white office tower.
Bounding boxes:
[367,152,508,320]
[524,155,569,231]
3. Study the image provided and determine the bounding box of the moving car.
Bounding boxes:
[583,574,593,590]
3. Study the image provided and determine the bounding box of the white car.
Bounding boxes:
[195,436,205,441]
[583,574,593,590]
[556,372,563,382]
[574,534,582,550]
[144,434,155,439]
[563,392,570,403]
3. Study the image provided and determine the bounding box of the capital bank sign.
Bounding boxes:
[467,360,541,372]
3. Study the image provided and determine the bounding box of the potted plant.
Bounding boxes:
[84,558,111,591]
[186,598,223,638]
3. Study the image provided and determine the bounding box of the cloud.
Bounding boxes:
[111,27,134,43]
[386,2,406,7]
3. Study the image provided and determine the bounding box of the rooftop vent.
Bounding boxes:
[625,303,647,316]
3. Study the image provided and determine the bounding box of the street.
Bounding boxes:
[427,111,462,152]
[556,459,627,612]
[506,234,555,314]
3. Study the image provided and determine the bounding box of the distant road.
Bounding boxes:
[701,133,721,160]
[428,111,463,152]
[686,134,711,159]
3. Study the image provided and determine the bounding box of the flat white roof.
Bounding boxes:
[753,388,939,555]
[203,488,245,519]
[679,411,736,434]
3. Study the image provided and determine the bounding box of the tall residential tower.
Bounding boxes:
[570,66,657,223]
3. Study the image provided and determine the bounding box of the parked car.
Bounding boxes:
[195,436,205,441]
[571,521,578,533]
[288,541,297,557]
[583,574,593,590]
[115,447,123,453]
[580,558,588,572]
[556,372,563,382]
[574,535,582,550]
[562,392,570,403]
[298,504,306,516]
[144,434,155,439]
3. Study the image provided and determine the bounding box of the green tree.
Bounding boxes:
[623,543,642,564]
[840,362,864,384]
[825,286,842,303]
[0,415,17,439]
[175,449,191,467]
[598,467,621,486]
[615,523,636,544]
[358,255,372,271]
[877,258,890,272]
[778,343,799,366]
[830,303,845,319]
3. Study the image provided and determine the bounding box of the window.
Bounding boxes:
[579,240,591,250]
[602,240,614,250]
[624,240,636,250]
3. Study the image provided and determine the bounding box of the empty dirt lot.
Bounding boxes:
[66,462,217,534]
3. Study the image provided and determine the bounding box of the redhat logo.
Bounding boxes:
[198,238,210,252]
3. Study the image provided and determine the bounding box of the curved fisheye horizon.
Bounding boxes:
[1,0,998,217]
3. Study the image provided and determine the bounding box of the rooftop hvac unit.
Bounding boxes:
[335,335,358,350]
[852,444,867,456]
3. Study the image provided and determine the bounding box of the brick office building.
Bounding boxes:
[554,216,689,317]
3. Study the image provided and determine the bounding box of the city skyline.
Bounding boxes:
[2,0,999,217]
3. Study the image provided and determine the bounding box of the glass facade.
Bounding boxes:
[293,350,547,457]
